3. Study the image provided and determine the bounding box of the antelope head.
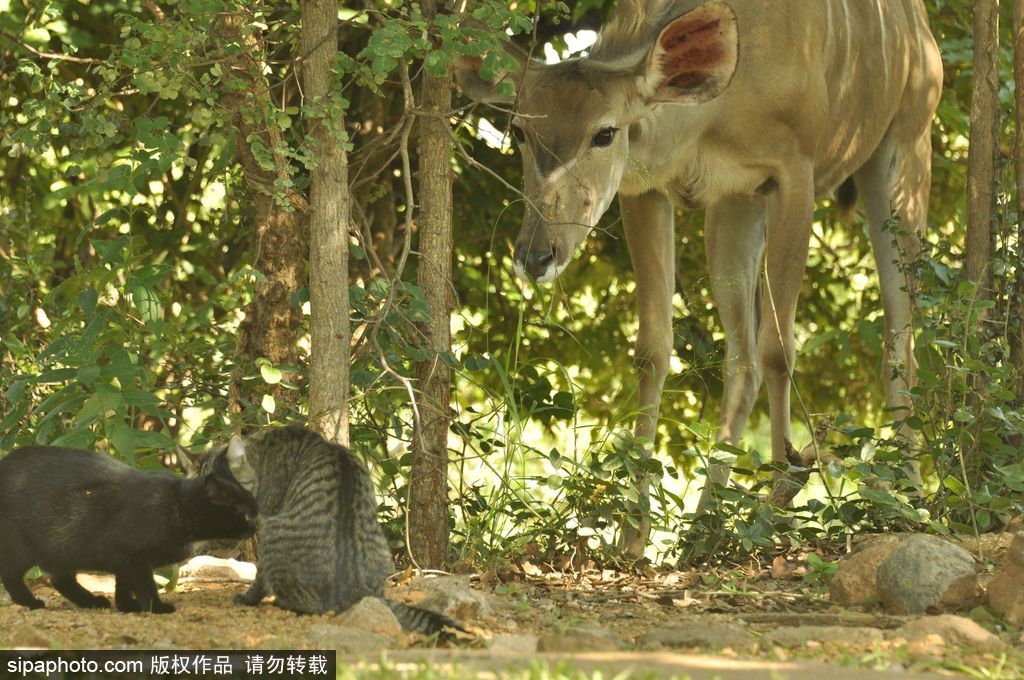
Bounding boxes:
[456,1,739,282]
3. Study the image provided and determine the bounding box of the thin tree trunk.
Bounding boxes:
[965,0,1001,294]
[408,0,454,569]
[1012,0,1024,388]
[964,0,1001,485]
[302,0,350,445]
[214,6,308,563]
[216,8,307,418]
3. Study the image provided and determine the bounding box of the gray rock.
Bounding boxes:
[407,574,473,592]
[829,536,903,607]
[306,623,391,653]
[537,625,623,652]
[335,597,402,635]
[892,615,1004,653]
[638,618,756,652]
[761,625,884,649]
[489,634,540,653]
[986,533,1024,624]
[876,534,980,614]
[415,581,493,621]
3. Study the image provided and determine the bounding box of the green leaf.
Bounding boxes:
[131,430,175,450]
[712,442,747,456]
[78,288,98,317]
[548,448,561,469]
[50,428,96,450]
[425,50,451,77]
[131,284,163,324]
[943,475,967,495]
[261,394,276,414]
[76,385,123,425]
[859,487,899,507]
[5,381,26,406]
[92,236,130,264]
[107,419,136,460]
[976,509,992,531]
[464,354,489,372]
[77,365,101,386]
[260,363,283,385]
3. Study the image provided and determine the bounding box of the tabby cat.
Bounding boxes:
[222,424,463,635]
[0,446,257,613]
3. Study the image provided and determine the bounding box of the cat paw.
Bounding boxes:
[149,601,176,614]
[116,599,142,613]
[25,598,46,610]
[233,593,260,607]
[83,595,111,609]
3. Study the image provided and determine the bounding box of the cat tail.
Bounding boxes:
[382,599,466,636]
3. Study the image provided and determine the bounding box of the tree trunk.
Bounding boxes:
[216,8,307,418]
[1012,0,1024,388]
[214,6,308,563]
[408,0,454,569]
[301,0,350,445]
[965,0,1001,294]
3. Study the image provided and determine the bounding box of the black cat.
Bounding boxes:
[0,445,257,613]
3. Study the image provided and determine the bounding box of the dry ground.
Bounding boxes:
[1,550,1021,679]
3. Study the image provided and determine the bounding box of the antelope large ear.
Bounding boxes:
[453,42,529,104]
[640,1,739,105]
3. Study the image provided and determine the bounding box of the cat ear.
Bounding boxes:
[208,450,250,494]
[227,435,247,472]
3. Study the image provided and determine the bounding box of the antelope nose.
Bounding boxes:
[515,245,556,280]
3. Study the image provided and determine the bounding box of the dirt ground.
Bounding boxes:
[0,549,1021,678]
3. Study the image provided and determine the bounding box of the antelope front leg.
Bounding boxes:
[760,165,815,468]
[620,190,676,558]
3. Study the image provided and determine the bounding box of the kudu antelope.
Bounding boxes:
[457,0,943,553]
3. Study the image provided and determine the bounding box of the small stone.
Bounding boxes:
[829,536,903,607]
[489,634,540,653]
[335,597,402,635]
[306,623,390,653]
[537,625,623,652]
[986,533,1024,624]
[638,618,756,652]
[760,625,884,649]
[876,534,980,615]
[892,615,1004,654]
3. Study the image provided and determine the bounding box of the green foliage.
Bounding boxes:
[804,553,838,591]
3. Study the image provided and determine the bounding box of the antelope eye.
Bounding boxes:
[591,127,618,148]
[510,125,526,144]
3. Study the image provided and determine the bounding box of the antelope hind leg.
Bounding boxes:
[698,195,766,508]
